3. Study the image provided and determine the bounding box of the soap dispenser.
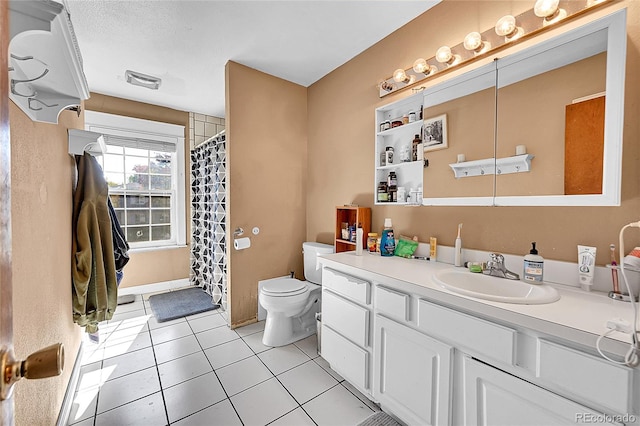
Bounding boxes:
[523,242,544,283]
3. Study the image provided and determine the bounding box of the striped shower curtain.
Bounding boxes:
[190,132,227,311]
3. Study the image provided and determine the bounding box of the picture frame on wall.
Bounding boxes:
[423,114,448,152]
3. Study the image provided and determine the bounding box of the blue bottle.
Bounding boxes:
[380,218,395,257]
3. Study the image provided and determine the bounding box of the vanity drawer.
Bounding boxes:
[417,300,515,365]
[322,289,370,347]
[537,339,633,414]
[321,324,369,391]
[375,285,409,322]
[323,267,371,305]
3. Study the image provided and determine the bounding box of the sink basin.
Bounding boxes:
[432,269,560,304]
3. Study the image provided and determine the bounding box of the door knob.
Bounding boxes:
[0,343,64,400]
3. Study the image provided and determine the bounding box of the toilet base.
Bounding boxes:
[261,292,319,347]
[262,313,317,347]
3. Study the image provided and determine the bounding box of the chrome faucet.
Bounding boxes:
[483,253,520,280]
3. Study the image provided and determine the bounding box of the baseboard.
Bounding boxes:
[56,342,84,426]
[118,278,190,296]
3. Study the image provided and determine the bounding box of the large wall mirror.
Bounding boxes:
[422,9,626,207]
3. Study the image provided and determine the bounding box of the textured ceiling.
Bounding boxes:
[65,1,439,118]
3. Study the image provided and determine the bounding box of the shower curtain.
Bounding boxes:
[190,132,227,311]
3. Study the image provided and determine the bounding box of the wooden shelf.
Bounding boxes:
[335,206,371,253]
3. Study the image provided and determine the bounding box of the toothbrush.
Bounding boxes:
[454,223,463,267]
[610,243,620,294]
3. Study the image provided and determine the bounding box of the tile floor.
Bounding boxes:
[67,291,380,426]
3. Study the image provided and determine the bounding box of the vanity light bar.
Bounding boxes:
[378,0,612,97]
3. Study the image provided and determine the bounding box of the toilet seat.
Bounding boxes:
[261,278,307,297]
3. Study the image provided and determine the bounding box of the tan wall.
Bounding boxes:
[226,61,308,327]
[9,104,83,424]
[308,0,640,266]
[85,94,191,288]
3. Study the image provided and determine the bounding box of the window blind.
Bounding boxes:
[103,135,177,153]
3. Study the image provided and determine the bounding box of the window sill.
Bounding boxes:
[129,244,188,254]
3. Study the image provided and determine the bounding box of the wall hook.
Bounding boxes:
[11,68,49,97]
[28,97,59,111]
[233,227,244,236]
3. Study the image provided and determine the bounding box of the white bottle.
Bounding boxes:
[523,242,544,283]
[454,223,463,267]
[355,224,363,256]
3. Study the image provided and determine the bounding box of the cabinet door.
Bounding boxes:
[374,315,452,426]
[463,357,620,426]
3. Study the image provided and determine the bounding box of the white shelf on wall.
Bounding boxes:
[68,129,106,156]
[8,1,89,124]
[449,154,534,178]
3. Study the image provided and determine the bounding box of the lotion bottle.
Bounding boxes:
[454,223,463,266]
[355,223,363,256]
[523,242,544,283]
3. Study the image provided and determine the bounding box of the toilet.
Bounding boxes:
[259,242,334,347]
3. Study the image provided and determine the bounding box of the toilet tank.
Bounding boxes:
[303,242,334,284]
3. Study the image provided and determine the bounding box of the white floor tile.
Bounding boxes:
[94,392,166,426]
[150,321,194,345]
[231,377,298,425]
[76,362,103,391]
[258,344,309,375]
[108,309,148,323]
[242,331,272,354]
[187,312,227,333]
[216,356,273,396]
[235,320,265,337]
[157,351,212,389]
[102,332,152,360]
[103,323,149,348]
[294,334,319,359]
[68,387,98,424]
[106,315,151,333]
[96,367,161,414]
[172,399,242,426]
[154,334,201,364]
[100,347,156,382]
[303,383,374,426]
[270,407,316,426]
[163,372,227,423]
[195,325,239,349]
[341,380,381,412]
[278,360,339,404]
[147,315,186,331]
[80,344,105,366]
[187,308,221,321]
[68,417,93,426]
[314,356,344,382]
[203,338,254,370]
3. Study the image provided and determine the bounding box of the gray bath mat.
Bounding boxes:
[358,411,401,426]
[148,287,219,322]
[357,412,402,426]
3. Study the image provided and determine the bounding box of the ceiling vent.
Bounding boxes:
[125,70,161,90]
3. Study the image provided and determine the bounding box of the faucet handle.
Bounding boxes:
[489,253,504,263]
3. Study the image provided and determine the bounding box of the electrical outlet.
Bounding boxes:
[606,318,633,334]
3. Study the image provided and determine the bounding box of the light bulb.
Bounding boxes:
[435,46,453,64]
[534,0,559,18]
[413,58,428,74]
[392,68,410,84]
[463,32,483,51]
[495,15,517,37]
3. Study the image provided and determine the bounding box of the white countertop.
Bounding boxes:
[319,252,639,356]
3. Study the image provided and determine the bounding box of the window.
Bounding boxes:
[85,111,186,249]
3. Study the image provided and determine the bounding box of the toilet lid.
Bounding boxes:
[262,278,307,296]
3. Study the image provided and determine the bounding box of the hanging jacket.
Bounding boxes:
[107,197,129,272]
[72,152,118,333]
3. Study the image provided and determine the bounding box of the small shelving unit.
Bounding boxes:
[335,206,371,253]
[375,91,424,205]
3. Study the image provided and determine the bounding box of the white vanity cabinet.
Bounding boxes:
[463,356,620,426]
[374,314,452,425]
[320,267,373,396]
